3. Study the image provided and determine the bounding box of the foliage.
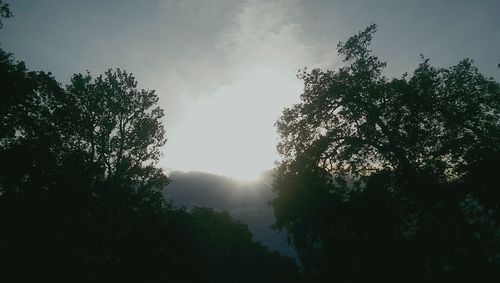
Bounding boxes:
[66,70,167,188]
[0,0,12,28]
[0,50,300,282]
[273,24,500,282]
[187,207,301,283]
[0,2,300,281]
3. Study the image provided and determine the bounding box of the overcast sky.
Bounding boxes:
[2,0,499,259]
[1,0,499,179]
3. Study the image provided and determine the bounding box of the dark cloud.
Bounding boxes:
[163,170,298,259]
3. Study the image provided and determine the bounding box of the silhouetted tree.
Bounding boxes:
[187,207,301,283]
[273,24,500,282]
[66,69,167,187]
[0,0,11,28]
[0,16,300,281]
[0,48,66,196]
[0,58,301,281]
[63,70,170,251]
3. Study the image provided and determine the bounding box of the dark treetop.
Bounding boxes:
[273,24,500,282]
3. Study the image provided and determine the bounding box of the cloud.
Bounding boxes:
[2,0,341,177]
[164,170,298,259]
[161,0,315,177]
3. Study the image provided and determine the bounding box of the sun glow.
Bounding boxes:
[157,0,310,181]
[164,69,301,181]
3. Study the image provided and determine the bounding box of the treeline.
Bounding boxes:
[0,3,300,282]
[2,1,500,282]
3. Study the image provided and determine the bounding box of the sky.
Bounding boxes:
[2,0,499,181]
[1,0,499,257]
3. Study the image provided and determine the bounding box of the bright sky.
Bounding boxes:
[1,0,499,180]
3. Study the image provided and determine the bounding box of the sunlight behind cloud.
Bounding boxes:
[162,0,306,181]
[165,69,301,181]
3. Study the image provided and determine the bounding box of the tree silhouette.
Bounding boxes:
[0,0,11,28]
[0,29,301,283]
[66,70,167,186]
[0,1,302,281]
[273,24,500,282]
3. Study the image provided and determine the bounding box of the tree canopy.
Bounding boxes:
[273,24,500,282]
[3,2,499,281]
[66,70,167,184]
